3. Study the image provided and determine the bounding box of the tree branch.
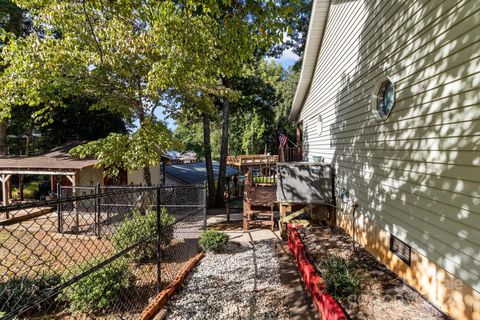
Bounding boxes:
[82,0,105,64]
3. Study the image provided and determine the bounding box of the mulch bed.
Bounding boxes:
[298,226,450,320]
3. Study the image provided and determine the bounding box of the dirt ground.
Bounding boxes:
[1,215,200,320]
[0,228,113,279]
[299,226,450,320]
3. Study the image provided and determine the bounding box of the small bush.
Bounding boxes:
[0,273,61,314]
[199,229,229,252]
[319,255,367,300]
[112,209,175,261]
[62,258,132,313]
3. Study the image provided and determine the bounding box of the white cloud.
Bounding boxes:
[281,48,299,61]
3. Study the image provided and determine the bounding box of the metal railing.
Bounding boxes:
[0,185,206,320]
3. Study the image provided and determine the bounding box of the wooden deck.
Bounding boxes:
[227,154,278,171]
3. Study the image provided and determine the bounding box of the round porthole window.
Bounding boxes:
[371,76,395,120]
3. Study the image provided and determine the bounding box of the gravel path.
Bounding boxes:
[166,241,289,320]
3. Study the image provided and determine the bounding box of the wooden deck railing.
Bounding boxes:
[278,147,302,162]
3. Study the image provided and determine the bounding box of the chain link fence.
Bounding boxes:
[0,184,206,319]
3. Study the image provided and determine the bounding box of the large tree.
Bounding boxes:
[1,1,288,187]
[0,0,32,155]
[7,98,127,156]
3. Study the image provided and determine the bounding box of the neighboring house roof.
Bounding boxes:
[0,141,97,172]
[164,161,240,185]
[162,150,198,161]
[289,0,331,122]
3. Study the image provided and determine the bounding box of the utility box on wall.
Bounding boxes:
[276,162,333,204]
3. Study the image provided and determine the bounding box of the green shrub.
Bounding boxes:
[199,229,229,252]
[319,255,367,300]
[112,209,175,261]
[0,273,61,314]
[62,258,132,313]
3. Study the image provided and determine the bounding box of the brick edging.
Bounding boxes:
[287,224,347,320]
[139,251,205,320]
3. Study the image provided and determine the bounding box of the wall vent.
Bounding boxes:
[390,235,411,266]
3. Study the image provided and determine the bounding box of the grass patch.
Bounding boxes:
[318,255,368,300]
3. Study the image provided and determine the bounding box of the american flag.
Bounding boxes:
[279,134,288,148]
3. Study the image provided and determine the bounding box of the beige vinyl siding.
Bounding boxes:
[127,166,162,185]
[298,0,480,294]
[78,166,103,186]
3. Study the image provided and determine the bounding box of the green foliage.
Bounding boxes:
[0,0,31,41]
[241,111,266,154]
[227,60,297,155]
[1,0,289,119]
[112,209,175,262]
[0,273,61,314]
[11,180,40,199]
[174,119,222,160]
[70,119,177,178]
[62,258,132,313]
[199,229,229,252]
[318,256,367,300]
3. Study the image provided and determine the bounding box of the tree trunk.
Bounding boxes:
[202,113,216,207]
[215,97,230,207]
[25,122,33,155]
[143,166,152,186]
[0,120,7,156]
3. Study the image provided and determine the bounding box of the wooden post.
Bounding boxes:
[1,174,12,219]
[296,124,302,161]
[50,175,56,194]
[1,174,7,207]
[1,174,11,204]
[66,173,79,233]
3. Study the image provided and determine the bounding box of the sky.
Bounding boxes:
[156,48,300,130]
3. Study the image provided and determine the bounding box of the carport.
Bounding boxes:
[0,143,97,206]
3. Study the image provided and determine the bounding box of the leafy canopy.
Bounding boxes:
[1,0,290,174]
[70,119,177,177]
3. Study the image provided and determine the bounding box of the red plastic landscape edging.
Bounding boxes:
[287,224,347,320]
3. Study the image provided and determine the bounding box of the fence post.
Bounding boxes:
[57,183,63,233]
[95,184,101,238]
[203,182,207,229]
[156,187,162,293]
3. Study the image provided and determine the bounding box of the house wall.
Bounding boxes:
[127,166,163,185]
[78,166,104,186]
[298,0,480,318]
